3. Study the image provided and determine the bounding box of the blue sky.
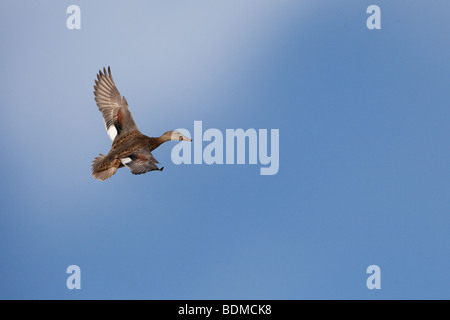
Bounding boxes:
[0,1,449,299]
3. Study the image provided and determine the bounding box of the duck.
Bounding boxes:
[91,67,191,181]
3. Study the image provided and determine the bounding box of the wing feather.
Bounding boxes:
[93,67,138,141]
[121,148,164,175]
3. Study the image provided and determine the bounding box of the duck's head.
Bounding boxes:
[165,130,192,142]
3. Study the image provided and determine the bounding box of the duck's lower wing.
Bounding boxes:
[120,148,164,175]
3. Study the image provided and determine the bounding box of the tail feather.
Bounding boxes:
[92,154,119,181]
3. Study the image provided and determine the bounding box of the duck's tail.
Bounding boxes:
[91,154,119,181]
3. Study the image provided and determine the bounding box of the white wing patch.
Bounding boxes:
[120,157,132,165]
[104,120,117,141]
[107,126,117,141]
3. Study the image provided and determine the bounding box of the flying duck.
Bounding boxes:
[91,67,191,181]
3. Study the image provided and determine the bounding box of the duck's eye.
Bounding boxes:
[179,136,183,141]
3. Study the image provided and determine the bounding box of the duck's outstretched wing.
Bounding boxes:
[120,148,164,175]
[93,66,138,141]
